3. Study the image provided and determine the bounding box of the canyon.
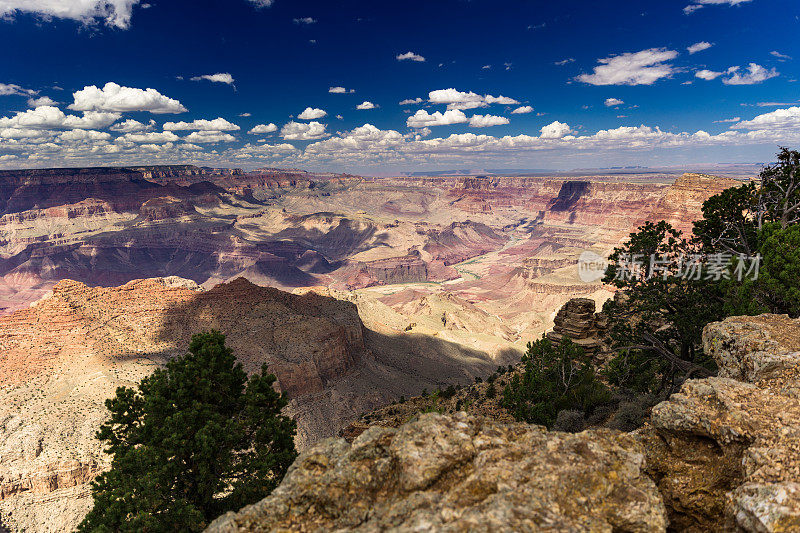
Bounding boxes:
[0,165,744,531]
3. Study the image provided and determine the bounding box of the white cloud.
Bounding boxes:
[771,51,792,61]
[399,97,424,105]
[469,114,509,127]
[27,96,56,107]
[687,41,713,54]
[239,112,252,117]
[540,121,574,139]
[293,17,316,24]
[58,129,112,142]
[576,48,678,86]
[722,63,779,85]
[0,83,36,96]
[406,109,468,128]
[281,121,328,140]
[109,118,155,133]
[248,123,278,134]
[116,131,180,143]
[713,117,741,123]
[0,0,142,28]
[0,105,120,130]
[484,95,519,105]
[555,58,575,66]
[329,86,354,93]
[428,88,519,110]
[298,107,327,120]
[604,98,624,107]
[511,106,534,114]
[731,106,800,131]
[696,69,723,80]
[684,0,753,14]
[184,131,237,143]
[248,0,274,7]
[397,51,425,62]
[190,73,234,85]
[356,101,377,110]
[162,117,240,131]
[69,82,187,114]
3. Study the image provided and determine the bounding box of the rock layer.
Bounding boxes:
[546,297,608,357]
[641,314,800,532]
[207,412,667,532]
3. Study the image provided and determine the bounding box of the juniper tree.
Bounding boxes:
[78,331,297,533]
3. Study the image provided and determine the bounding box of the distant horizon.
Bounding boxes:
[0,160,768,179]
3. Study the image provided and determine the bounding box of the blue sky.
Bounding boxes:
[0,0,798,173]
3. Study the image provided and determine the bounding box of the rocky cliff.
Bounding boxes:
[641,314,800,531]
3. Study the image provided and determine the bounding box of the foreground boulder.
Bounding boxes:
[207,412,667,532]
[641,314,800,532]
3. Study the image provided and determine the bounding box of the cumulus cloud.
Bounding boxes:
[731,106,800,131]
[722,63,779,85]
[69,82,187,114]
[604,98,624,107]
[0,83,36,96]
[184,131,237,143]
[58,129,112,142]
[468,114,509,127]
[329,86,354,93]
[684,0,752,15]
[576,48,678,86]
[356,101,377,110]
[428,88,519,110]
[162,117,240,131]
[281,121,328,140]
[511,106,534,114]
[696,69,723,80]
[399,97,423,105]
[406,109,468,128]
[116,131,180,143]
[0,105,120,130]
[687,41,713,54]
[190,73,235,85]
[248,123,278,134]
[109,118,155,133]
[540,121,574,139]
[27,96,57,107]
[297,107,327,120]
[397,52,425,62]
[0,0,142,28]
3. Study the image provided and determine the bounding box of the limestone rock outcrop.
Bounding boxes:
[207,412,667,532]
[641,314,800,532]
[546,298,608,357]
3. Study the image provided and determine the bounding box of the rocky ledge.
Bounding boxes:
[208,412,666,532]
[641,314,800,532]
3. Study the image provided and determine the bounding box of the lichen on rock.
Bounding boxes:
[207,412,667,532]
